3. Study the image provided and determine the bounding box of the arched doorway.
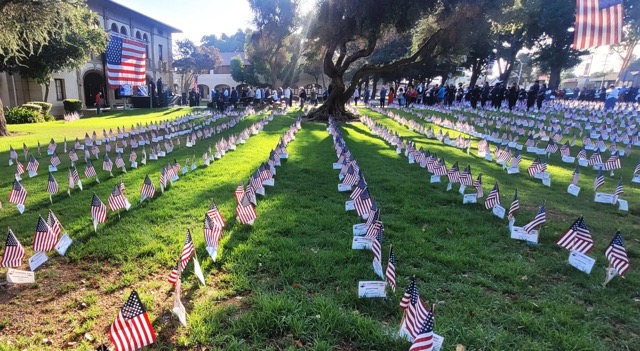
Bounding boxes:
[84,71,104,107]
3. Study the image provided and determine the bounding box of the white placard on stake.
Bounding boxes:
[568,251,596,274]
[29,252,48,271]
[492,205,506,219]
[6,269,35,284]
[55,233,73,256]
[567,184,580,196]
[357,281,387,298]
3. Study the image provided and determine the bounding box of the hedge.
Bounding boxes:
[63,98,83,113]
[5,107,45,124]
[27,101,53,115]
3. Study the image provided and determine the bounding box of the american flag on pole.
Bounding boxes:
[236,193,257,225]
[108,184,128,211]
[484,182,500,209]
[614,177,624,196]
[207,200,226,228]
[26,155,39,173]
[571,164,580,185]
[573,0,623,50]
[399,277,431,340]
[1,228,25,268]
[9,146,17,160]
[545,140,558,154]
[594,168,605,191]
[91,193,107,224]
[85,159,97,178]
[167,259,179,285]
[604,153,621,170]
[605,231,630,277]
[557,216,594,254]
[33,216,57,252]
[523,203,546,233]
[50,152,61,167]
[103,154,113,172]
[371,225,384,279]
[385,244,396,292]
[409,312,435,351]
[47,172,59,194]
[105,35,147,88]
[109,290,156,351]
[507,189,520,220]
[140,175,156,200]
[528,156,543,177]
[16,162,25,176]
[588,150,603,166]
[473,174,483,198]
[204,214,222,249]
[355,189,374,218]
[47,209,62,237]
[459,165,473,186]
[178,229,195,271]
[9,180,27,205]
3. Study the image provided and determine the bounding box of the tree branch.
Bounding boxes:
[338,34,377,75]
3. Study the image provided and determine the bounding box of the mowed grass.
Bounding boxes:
[0,106,638,350]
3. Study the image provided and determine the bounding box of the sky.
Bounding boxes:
[114,0,315,43]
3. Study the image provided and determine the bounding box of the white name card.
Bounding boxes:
[594,192,615,204]
[338,184,352,192]
[55,233,72,256]
[357,281,387,298]
[345,200,355,211]
[430,175,441,183]
[542,177,551,187]
[618,199,629,211]
[279,153,289,159]
[458,185,466,195]
[507,167,519,174]
[562,156,576,163]
[352,236,373,250]
[526,146,537,153]
[578,159,588,167]
[484,154,493,161]
[353,223,368,236]
[29,252,48,271]
[263,179,275,186]
[432,334,444,351]
[493,204,506,219]
[515,144,523,150]
[48,165,57,172]
[158,151,166,157]
[333,163,342,170]
[446,182,452,191]
[463,193,477,204]
[6,269,35,284]
[632,174,640,183]
[28,170,37,178]
[567,184,580,196]
[206,246,218,262]
[568,251,596,274]
[511,226,539,243]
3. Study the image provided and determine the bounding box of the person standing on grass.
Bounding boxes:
[95,92,103,114]
[299,88,307,109]
[605,84,619,111]
[380,85,387,108]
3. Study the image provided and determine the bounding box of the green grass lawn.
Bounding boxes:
[0,106,638,351]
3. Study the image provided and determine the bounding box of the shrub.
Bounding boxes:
[63,98,83,113]
[5,107,45,124]
[44,114,56,122]
[27,101,53,115]
[21,103,43,114]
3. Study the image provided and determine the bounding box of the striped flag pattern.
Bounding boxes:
[523,204,546,233]
[573,0,623,49]
[557,216,594,254]
[605,231,630,276]
[33,216,57,252]
[109,290,156,351]
[1,229,25,268]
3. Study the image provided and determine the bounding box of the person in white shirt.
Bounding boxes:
[284,86,292,107]
[353,88,360,106]
[605,84,619,110]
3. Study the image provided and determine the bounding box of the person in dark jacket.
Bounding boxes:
[536,83,547,110]
[527,81,540,111]
[480,82,490,108]
[470,85,481,109]
[230,87,239,109]
[507,83,518,111]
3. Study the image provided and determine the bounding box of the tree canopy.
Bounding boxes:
[173,39,222,93]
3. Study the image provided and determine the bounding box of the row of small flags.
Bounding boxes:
[1,113,300,351]
[158,119,301,347]
[328,118,439,351]
[3,111,262,214]
[2,113,270,281]
[373,108,634,210]
[356,108,631,286]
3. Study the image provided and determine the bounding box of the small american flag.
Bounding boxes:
[9,146,17,160]
[47,172,59,194]
[525,134,535,147]
[446,162,460,183]
[399,277,430,340]
[48,138,56,152]
[167,260,179,285]
[140,175,155,199]
[50,152,61,167]
[560,142,570,157]
[1,228,25,268]
[507,189,520,220]
[207,200,226,228]
[178,229,195,271]
[614,177,623,196]
[9,180,27,205]
[103,154,113,172]
[557,216,593,254]
[33,216,57,252]
[409,312,435,351]
[510,150,522,168]
[528,156,543,177]
[26,155,39,173]
[109,290,156,351]
[571,165,580,185]
[16,162,25,176]
[159,167,167,189]
[236,193,257,225]
[85,159,97,178]
[577,147,587,160]
[47,209,62,237]
[385,245,396,292]
[523,204,546,233]
[350,178,367,200]
[91,193,107,223]
[484,182,500,209]
[604,153,621,171]
[204,214,222,248]
[459,165,473,186]
[355,189,374,218]
[594,168,605,191]
[68,150,78,162]
[473,174,483,198]
[605,231,630,277]
[588,150,602,166]
[108,184,128,211]
[115,153,125,169]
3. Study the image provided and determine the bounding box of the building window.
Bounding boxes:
[120,26,127,35]
[135,31,141,39]
[111,23,118,32]
[158,44,163,61]
[143,34,149,58]
[54,79,66,101]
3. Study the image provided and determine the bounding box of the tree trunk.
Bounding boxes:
[43,82,50,102]
[0,98,10,136]
[469,60,482,88]
[548,66,562,91]
[307,75,353,121]
[371,79,378,100]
